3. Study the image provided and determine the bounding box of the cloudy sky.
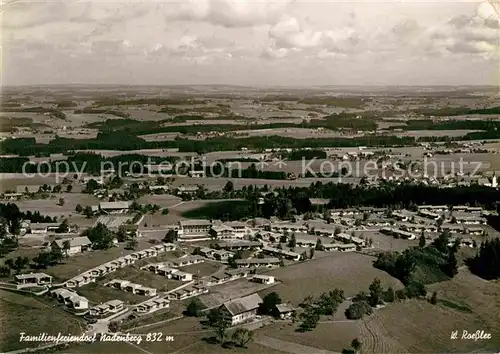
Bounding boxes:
[2,0,499,86]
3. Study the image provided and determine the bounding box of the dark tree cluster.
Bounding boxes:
[297,289,345,332]
[468,238,500,280]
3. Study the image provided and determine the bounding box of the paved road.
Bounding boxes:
[255,336,342,354]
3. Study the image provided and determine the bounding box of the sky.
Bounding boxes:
[1,0,499,86]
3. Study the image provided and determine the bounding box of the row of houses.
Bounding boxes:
[203,268,251,286]
[142,263,194,282]
[167,283,208,301]
[50,288,89,311]
[441,224,485,235]
[105,279,157,297]
[90,299,125,317]
[335,233,366,246]
[417,205,483,213]
[235,258,281,268]
[322,243,357,252]
[216,240,262,251]
[199,247,234,261]
[380,227,417,240]
[261,246,301,261]
[65,243,177,288]
[134,297,171,314]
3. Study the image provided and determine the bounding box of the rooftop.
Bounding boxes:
[53,236,91,248]
[99,201,131,210]
[222,293,263,316]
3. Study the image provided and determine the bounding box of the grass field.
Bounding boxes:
[358,269,500,353]
[181,199,249,220]
[199,278,278,309]
[77,282,149,305]
[261,252,403,306]
[256,321,359,353]
[179,261,222,278]
[62,316,286,353]
[0,290,85,352]
[13,193,100,215]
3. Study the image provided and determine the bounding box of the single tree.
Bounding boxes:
[126,238,138,250]
[62,240,71,257]
[419,233,426,248]
[83,206,94,218]
[430,291,438,305]
[368,278,384,307]
[58,197,65,206]
[185,298,204,317]
[223,180,234,193]
[315,238,324,251]
[383,287,395,303]
[288,234,296,248]
[259,292,282,315]
[108,321,119,333]
[351,338,362,353]
[208,309,228,344]
[75,204,83,213]
[232,328,253,348]
[163,229,177,243]
[309,248,315,259]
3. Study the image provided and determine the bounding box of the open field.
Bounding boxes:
[394,129,484,138]
[9,193,100,219]
[355,269,500,353]
[233,127,356,139]
[0,290,85,352]
[199,278,278,309]
[179,261,222,278]
[64,341,143,354]
[261,252,403,306]
[359,231,419,251]
[171,177,363,190]
[77,282,150,305]
[256,321,359,353]
[136,194,181,207]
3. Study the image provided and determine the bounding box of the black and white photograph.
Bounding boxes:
[1,0,500,353]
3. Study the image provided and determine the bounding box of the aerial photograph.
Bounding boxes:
[1,0,500,353]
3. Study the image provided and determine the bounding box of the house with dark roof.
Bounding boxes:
[274,303,296,319]
[219,293,263,326]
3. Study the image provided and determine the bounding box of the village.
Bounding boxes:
[1,176,498,349]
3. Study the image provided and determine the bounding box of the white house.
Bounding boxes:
[234,258,280,268]
[135,297,170,314]
[51,236,92,256]
[99,201,131,214]
[251,275,275,284]
[219,293,263,326]
[29,222,60,234]
[178,220,212,239]
[15,273,53,286]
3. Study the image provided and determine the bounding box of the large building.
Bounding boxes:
[99,201,131,214]
[51,236,92,256]
[219,293,263,326]
[178,219,212,239]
